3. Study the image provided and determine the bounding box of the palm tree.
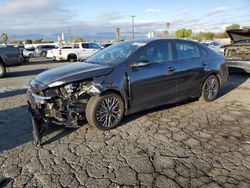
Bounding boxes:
[166,22,171,30]
[115,27,121,41]
[1,33,8,46]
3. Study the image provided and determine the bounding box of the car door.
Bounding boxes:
[127,42,178,112]
[174,41,208,99]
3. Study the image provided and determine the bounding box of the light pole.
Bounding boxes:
[131,15,136,39]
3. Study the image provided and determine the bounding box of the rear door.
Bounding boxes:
[174,41,208,99]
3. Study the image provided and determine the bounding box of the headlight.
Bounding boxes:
[48,81,66,88]
[219,48,224,53]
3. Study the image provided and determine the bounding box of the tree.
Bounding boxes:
[33,39,43,44]
[226,24,240,31]
[71,37,84,43]
[1,33,8,45]
[175,29,192,38]
[242,26,250,29]
[25,39,32,44]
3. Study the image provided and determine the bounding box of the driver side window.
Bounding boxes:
[137,43,172,63]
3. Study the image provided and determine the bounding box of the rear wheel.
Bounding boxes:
[68,54,77,62]
[28,53,35,58]
[41,51,46,57]
[201,75,220,102]
[86,93,125,130]
[0,63,6,78]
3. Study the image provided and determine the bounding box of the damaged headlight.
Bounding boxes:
[48,81,66,88]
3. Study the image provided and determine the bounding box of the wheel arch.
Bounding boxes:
[0,56,6,66]
[67,53,77,59]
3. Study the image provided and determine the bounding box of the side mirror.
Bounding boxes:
[130,60,150,68]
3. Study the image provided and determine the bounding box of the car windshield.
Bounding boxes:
[85,41,146,65]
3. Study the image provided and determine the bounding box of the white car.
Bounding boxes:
[55,42,102,62]
[23,47,36,58]
[47,45,73,60]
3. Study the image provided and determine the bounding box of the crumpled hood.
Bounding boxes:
[35,62,113,86]
[227,29,250,43]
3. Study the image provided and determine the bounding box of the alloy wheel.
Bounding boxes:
[96,97,122,127]
[204,77,219,100]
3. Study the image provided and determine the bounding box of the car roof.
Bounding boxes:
[128,38,199,45]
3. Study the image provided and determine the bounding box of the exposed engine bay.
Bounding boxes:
[29,81,96,128]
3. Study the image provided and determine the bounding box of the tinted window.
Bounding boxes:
[137,43,172,63]
[73,44,79,49]
[176,42,200,59]
[61,46,72,49]
[82,43,89,48]
[89,43,101,49]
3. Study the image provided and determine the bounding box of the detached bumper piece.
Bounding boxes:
[28,102,46,146]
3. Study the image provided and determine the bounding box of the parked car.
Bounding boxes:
[220,29,250,73]
[35,45,58,57]
[27,39,228,145]
[23,47,36,58]
[201,41,222,53]
[46,45,74,60]
[55,42,102,62]
[103,43,113,48]
[0,46,24,78]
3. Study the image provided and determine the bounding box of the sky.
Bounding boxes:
[0,0,249,39]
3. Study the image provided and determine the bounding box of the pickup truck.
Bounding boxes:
[0,46,24,78]
[55,42,102,62]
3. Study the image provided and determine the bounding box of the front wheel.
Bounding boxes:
[201,75,220,102]
[86,93,125,130]
[0,63,6,78]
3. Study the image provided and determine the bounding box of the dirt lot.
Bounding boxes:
[0,59,250,187]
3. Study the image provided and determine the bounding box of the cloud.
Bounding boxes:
[204,6,228,16]
[145,9,162,13]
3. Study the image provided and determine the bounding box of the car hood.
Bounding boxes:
[227,29,250,43]
[35,62,113,86]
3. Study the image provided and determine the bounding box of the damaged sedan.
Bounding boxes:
[27,39,228,145]
[221,29,250,73]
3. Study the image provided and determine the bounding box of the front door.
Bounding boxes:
[127,42,178,112]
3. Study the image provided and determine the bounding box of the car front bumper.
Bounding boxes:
[226,60,250,73]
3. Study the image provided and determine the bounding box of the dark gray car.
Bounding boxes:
[27,39,228,145]
[0,46,24,78]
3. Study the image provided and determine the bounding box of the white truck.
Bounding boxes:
[53,42,102,62]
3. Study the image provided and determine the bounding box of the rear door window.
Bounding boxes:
[175,42,200,60]
[89,43,101,49]
[82,43,89,49]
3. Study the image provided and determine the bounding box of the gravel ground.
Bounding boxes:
[0,59,250,187]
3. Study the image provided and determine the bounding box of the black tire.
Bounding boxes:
[67,54,77,62]
[201,75,220,102]
[86,93,125,130]
[28,53,35,58]
[0,63,6,78]
[41,51,46,57]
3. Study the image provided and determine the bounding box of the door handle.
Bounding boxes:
[202,62,208,66]
[168,67,176,72]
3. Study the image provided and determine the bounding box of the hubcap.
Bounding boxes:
[96,97,121,127]
[204,78,219,100]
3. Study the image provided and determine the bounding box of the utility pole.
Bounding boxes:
[68,27,72,42]
[131,15,136,40]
